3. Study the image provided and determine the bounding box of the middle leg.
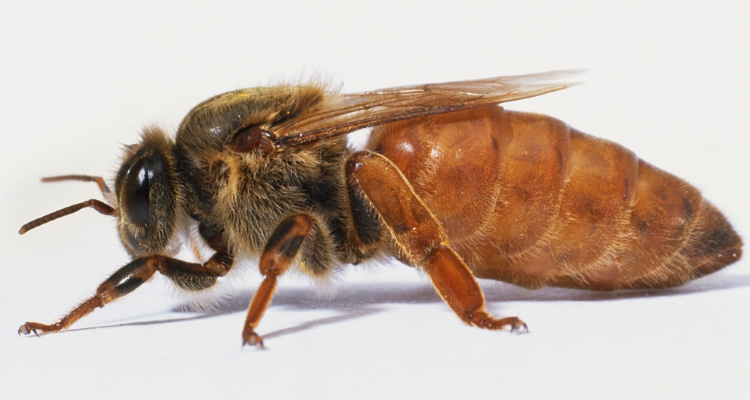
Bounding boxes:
[241,213,324,347]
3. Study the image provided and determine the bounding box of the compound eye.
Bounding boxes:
[122,157,153,227]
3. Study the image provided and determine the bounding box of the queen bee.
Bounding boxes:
[18,71,742,346]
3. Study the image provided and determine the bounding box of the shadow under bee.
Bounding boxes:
[40,273,749,339]
[174,273,750,315]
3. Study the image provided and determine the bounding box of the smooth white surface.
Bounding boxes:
[1,1,748,399]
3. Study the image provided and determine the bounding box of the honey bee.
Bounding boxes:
[18,71,742,347]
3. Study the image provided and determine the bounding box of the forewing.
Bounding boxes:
[271,70,584,147]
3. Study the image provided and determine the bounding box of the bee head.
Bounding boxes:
[115,127,181,256]
[18,127,181,257]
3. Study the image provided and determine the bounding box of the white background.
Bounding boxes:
[1,1,748,399]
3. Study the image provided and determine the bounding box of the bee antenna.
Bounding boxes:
[41,175,113,200]
[19,200,117,235]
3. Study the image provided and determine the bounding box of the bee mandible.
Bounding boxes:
[18,71,743,346]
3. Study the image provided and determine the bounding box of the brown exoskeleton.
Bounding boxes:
[18,71,743,346]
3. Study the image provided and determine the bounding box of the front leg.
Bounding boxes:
[346,151,526,332]
[18,251,234,336]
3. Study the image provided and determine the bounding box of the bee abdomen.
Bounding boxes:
[496,119,642,289]
[371,106,742,290]
[500,116,743,289]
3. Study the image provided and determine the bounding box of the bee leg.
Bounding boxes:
[242,214,315,348]
[18,252,234,336]
[346,151,527,332]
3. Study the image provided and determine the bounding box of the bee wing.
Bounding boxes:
[271,70,584,147]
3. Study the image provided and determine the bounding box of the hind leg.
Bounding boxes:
[346,151,526,332]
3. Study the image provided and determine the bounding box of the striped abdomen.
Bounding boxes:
[370,106,742,290]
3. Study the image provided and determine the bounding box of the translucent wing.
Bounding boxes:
[271,70,584,147]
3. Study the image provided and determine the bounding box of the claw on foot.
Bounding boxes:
[469,311,528,333]
[18,322,60,337]
[242,330,265,349]
[18,324,37,336]
[509,319,529,333]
